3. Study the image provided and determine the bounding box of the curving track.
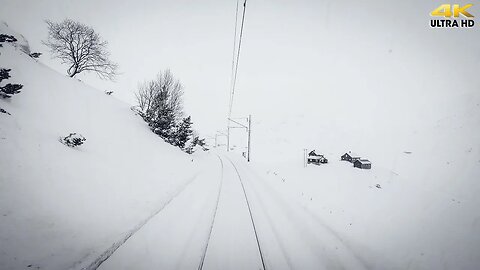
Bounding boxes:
[78,153,366,270]
[86,155,224,270]
[198,155,265,270]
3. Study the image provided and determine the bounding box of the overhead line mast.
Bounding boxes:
[227,0,249,156]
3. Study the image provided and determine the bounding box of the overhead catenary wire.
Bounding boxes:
[228,0,248,118]
[228,0,240,118]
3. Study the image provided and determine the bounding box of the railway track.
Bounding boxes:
[197,156,224,270]
[197,154,266,270]
[223,155,266,270]
[81,156,224,270]
[80,154,268,270]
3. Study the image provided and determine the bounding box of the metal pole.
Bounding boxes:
[304,148,307,167]
[227,126,230,152]
[247,115,251,162]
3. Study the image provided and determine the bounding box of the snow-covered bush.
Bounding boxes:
[185,135,208,154]
[0,68,23,98]
[104,90,113,95]
[0,107,10,115]
[0,68,11,81]
[60,133,86,147]
[0,34,17,43]
[0,83,22,98]
[29,52,42,58]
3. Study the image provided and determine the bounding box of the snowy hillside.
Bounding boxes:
[0,23,201,270]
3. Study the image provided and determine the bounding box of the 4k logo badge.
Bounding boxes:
[430,4,475,28]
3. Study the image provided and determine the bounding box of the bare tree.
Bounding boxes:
[135,70,184,122]
[43,19,118,80]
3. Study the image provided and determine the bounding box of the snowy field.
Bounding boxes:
[244,71,480,269]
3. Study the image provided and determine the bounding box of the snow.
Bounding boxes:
[356,159,371,165]
[94,159,222,270]
[97,155,267,270]
[90,153,373,269]
[0,24,199,270]
[2,19,480,270]
[344,152,360,158]
[244,92,480,268]
[0,21,30,54]
[247,159,480,269]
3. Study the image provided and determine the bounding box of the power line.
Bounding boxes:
[228,0,240,118]
[228,0,247,118]
[226,0,248,154]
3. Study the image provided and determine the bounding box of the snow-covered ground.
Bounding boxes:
[243,63,480,269]
[248,157,480,269]
[2,21,480,270]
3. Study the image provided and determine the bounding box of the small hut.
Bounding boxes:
[353,159,372,169]
[341,152,361,163]
[307,155,322,165]
[308,150,328,164]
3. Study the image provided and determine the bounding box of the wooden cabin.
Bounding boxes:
[307,150,328,165]
[341,152,361,163]
[353,159,372,169]
[307,155,322,165]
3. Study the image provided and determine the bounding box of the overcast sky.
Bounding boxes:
[1,0,479,139]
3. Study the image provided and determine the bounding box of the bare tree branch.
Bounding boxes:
[135,70,184,122]
[43,19,118,80]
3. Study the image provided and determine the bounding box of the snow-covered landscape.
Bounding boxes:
[1,1,480,269]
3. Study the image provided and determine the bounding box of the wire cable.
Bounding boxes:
[228,0,240,118]
[228,0,247,118]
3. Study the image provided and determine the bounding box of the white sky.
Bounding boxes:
[1,0,479,139]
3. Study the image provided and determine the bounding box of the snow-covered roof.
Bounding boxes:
[308,156,322,160]
[344,152,360,158]
[356,159,371,164]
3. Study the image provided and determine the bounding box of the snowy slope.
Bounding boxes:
[0,23,200,270]
[0,21,30,55]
